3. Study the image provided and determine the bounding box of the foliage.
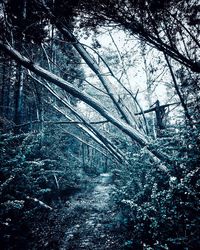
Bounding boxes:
[77,0,200,72]
[113,126,200,249]
[0,1,200,249]
[0,130,83,249]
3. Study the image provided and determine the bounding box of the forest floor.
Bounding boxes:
[57,173,130,250]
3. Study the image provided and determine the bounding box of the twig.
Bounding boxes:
[26,196,53,210]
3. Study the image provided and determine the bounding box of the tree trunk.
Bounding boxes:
[164,54,193,126]
[0,41,172,169]
[14,62,24,131]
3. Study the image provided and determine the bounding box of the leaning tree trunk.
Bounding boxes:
[0,41,172,171]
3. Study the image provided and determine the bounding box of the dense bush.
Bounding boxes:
[113,126,200,249]
[0,131,83,249]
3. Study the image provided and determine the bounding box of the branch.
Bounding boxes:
[126,18,200,72]
[168,11,200,49]
[135,102,181,115]
[14,119,108,127]
[59,127,114,160]
[164,54,193,126]
[0,175,15,194]
[26,196,53,210]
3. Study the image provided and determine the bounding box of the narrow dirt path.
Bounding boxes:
[59,173,124,250]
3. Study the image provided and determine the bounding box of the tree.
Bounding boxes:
[77,0,200,72]
[0,1,199,249]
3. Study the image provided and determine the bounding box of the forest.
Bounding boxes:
[0,0,199,249]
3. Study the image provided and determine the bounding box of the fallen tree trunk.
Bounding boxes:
[0,41,172,169]
[30,75,125,162]
[41,1,134,126]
